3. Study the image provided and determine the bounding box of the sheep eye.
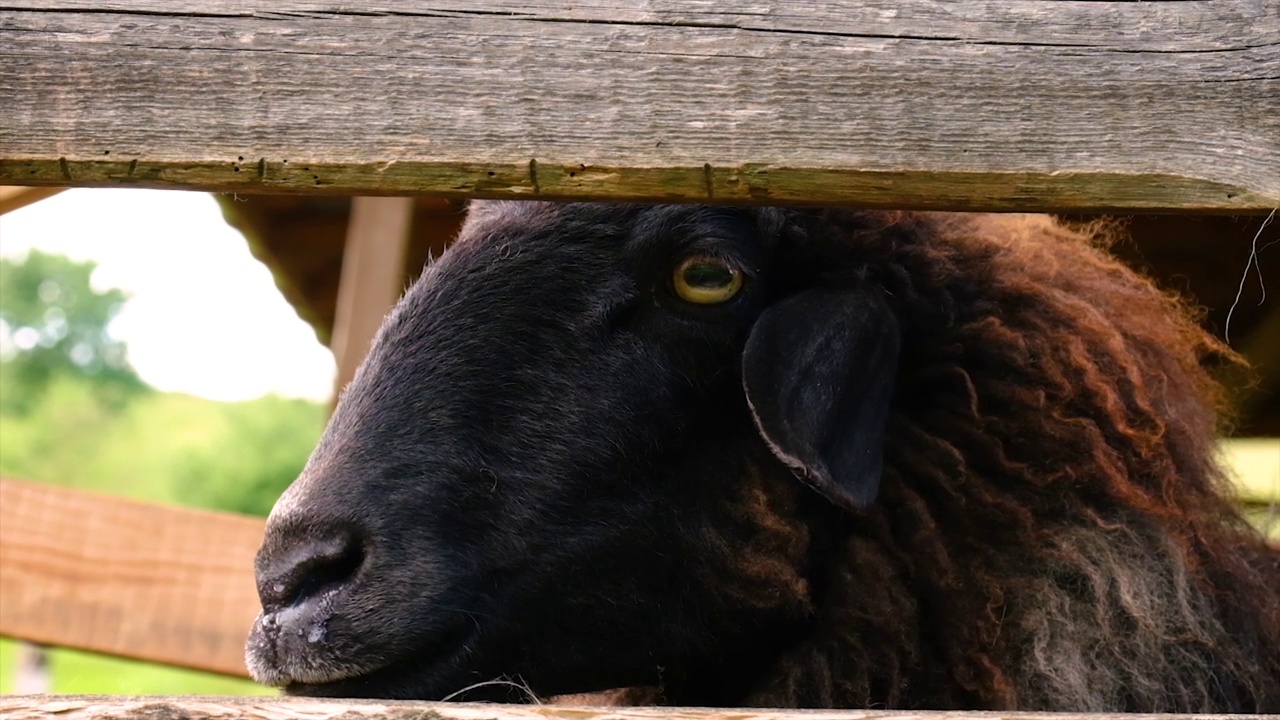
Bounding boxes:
[673,255,743,304]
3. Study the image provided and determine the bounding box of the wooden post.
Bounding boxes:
[0,186,63,215]
[330,197,415,397]
[12,643,50,694]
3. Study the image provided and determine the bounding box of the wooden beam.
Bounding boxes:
[0,186,63,215]
[331,197,415,396]
[0,478,263,677]
[0,696,1260,720]
[1,2,1276,211]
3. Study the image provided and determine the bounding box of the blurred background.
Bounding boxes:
[0,189,334,694]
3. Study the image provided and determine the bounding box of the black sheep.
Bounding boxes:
[246,203,1280,712]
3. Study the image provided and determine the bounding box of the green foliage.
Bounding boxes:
[172,394,329,516]
[0,379,325,691]
[0,248,327,514]
[0,377,325,695]
[0,250,146,414]
[0,374,326,514]
[0,249,327,694]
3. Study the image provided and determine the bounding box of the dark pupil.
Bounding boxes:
[683,262,732,289]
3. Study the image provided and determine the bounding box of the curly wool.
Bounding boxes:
[604,212,1280,712]
[742,212,1280,712]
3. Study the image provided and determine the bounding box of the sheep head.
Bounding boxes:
[245,201,899,702]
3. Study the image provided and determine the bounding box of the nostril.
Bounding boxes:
[285,544,363,607]
[258,531,364,611]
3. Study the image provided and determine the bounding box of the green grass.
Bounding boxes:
[0,638,275,695]
[0,378,326,515]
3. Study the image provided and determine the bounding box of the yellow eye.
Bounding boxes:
[673,255,743,304]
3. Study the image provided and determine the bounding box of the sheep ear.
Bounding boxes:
[742,287,900,511]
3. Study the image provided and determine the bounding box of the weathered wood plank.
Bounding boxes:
[0,478,264,677]
[1,1,1277,211]
[0,696,1258,720]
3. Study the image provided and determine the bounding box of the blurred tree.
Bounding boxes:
[0,250,146,413]
[173,395,327,516]
[0,248,324,696]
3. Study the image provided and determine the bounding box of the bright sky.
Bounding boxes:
[0,189,336,402]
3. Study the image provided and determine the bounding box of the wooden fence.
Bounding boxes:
[0,479,264,677]
[1,1,1277,211]
[1,0,1278,714]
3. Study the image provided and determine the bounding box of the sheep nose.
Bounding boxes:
[255,526,364,613]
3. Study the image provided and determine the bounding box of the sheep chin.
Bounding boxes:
[258,620,484,700]
[245,605,380,688]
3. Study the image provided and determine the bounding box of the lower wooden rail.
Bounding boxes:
[0,478,264,676]
[0,697,1255,720]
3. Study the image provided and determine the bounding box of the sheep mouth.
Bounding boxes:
[277,622,481,700]
[245,584,480,699]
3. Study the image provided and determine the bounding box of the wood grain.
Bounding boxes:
[0,696,1260,720]
[0,478,265,677]
[1,1,1277,211]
